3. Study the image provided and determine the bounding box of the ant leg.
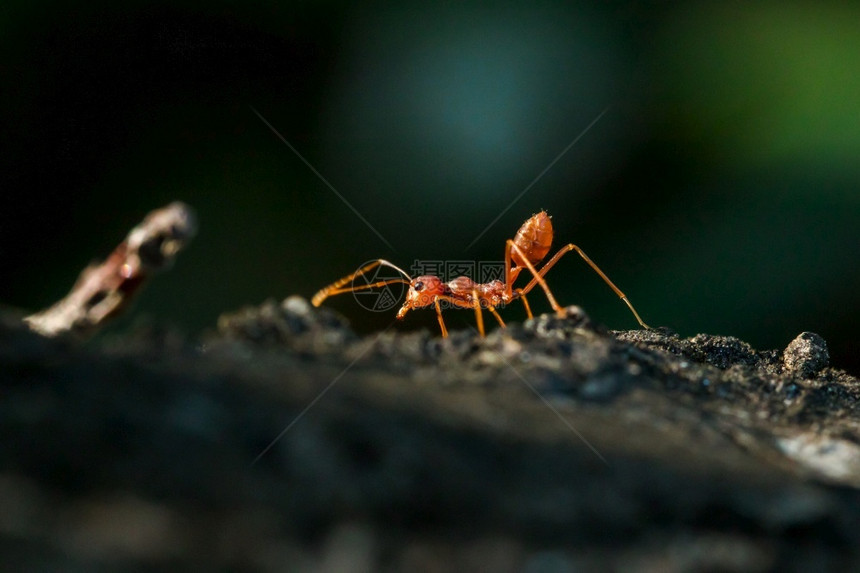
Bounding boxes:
[500,234,533,317]
[434,297,449,338]
[488,307,506,329]
[520,244,650,329]
[469,290,505,336]
[504,237,515,298]
[507,240,564,313]
[312,259,410,307]
[471,288,485,337]
[472,289,506,334]
[516,289,533,319]
[433,294,492,337]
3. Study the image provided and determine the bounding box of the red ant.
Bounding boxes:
[311,211,649,337]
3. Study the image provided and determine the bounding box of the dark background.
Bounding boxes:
[2,1,858,373]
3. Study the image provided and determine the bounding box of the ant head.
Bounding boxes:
[397,275,445,318]
[407,275,446,307]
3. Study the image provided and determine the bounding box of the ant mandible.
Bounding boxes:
[312,211,649,337]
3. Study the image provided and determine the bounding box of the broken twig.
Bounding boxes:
[24,202,197,339]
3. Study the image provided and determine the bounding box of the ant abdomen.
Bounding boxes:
[511,211,553,268]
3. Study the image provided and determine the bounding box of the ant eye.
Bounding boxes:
[414,281,424,291]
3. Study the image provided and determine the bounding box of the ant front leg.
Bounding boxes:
[433,294,504,338]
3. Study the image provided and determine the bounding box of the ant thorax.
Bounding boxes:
[448,276,506,308]
[446,276,476,293]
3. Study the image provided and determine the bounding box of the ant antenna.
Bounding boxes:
[311,259,413,307]
[376,259,413,281]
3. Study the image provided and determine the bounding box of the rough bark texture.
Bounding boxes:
[2,298,859,572]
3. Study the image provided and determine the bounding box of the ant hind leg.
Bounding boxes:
[518,243,650,329]
[507,240,564,314]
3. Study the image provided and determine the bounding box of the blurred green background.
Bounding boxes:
[1,1,857,373]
